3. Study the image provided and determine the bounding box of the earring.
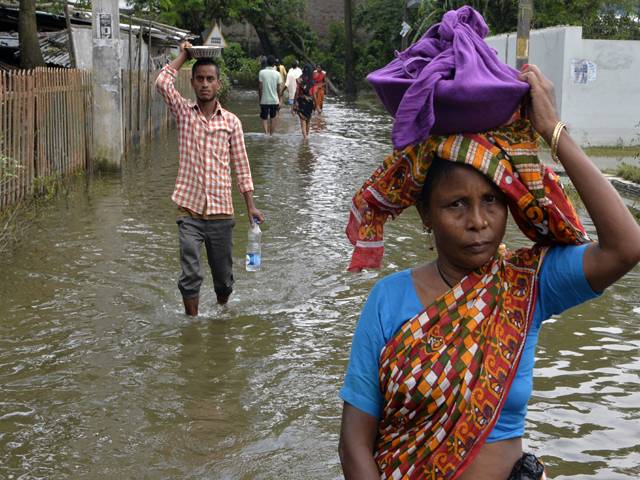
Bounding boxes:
[423,225,434,251]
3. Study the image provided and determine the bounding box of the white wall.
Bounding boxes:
[486,26,640,146]
[485,27,566,116]
[563,34,640,146]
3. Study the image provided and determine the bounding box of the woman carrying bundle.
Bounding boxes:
[339,7,640,480]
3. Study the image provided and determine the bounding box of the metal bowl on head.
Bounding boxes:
[186,46,222,58]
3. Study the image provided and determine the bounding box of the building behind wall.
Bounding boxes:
[303,0,345,38]
[486,26,640,147]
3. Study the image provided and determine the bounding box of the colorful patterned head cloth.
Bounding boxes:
[345,119,589,272]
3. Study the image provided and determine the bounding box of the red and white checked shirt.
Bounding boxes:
[156,65,254,216]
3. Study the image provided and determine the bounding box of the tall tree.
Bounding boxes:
[18,0,46,68]
[344,0,356,96]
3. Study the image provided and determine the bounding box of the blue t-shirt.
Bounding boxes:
[340,244,600,443]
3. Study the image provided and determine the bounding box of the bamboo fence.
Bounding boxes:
[0,66,194,211]
[121,67,194,146]
[0,68,91,210]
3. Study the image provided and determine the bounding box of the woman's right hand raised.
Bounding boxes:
[519,64,559,145]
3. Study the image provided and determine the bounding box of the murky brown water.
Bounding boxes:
[1,90,639,479]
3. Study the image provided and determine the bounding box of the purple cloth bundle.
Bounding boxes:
[367,6,530,149]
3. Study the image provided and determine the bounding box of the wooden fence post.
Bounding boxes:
[137,28,143,142]
[147,21,152,139]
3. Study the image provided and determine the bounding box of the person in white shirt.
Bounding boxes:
[285,59,303,111]
[258,55,283,135]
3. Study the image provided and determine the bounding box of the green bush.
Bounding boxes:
[220,41,261,87]
[282,54,298,70]
[231,57,261,87]
[313,23,345,86]
[0,151,22,186]
[616,163,640,184]
[223,42,247,72]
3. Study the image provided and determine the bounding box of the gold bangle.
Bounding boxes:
[550,121,567,163]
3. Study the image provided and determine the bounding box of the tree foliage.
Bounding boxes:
[124,0,640,88]
[126,0,318,57]
[588,8,640,40]
[331,0,640,86]
[414,0,640,38]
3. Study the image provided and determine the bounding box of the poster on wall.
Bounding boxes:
[571,59,597,84]
[98,13,112,39]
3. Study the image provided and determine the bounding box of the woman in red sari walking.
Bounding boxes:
[312,64,326,114]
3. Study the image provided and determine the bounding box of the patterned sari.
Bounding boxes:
[376,247,545,479]
[312,70,326,111]
[345,119,588,479]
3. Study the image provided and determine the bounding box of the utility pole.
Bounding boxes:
[516,0,533,70]
[91,0,123,167]
[401,1,419,51]
[344,0,356,97]
[401,1,408,51]
[64,4,76,68]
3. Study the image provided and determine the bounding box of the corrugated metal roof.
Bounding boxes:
[0,5,197,43]
[0,59,17,71]
[39,30,70,67]
[1,30,71,67]
[0,33,19,49]
[0,4,197,68]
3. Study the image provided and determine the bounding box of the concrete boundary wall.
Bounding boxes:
[486,27,640,146]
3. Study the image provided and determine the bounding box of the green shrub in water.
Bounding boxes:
[282,54,297,69]
[223,42,247,72]
[232,57,261,87]
[616,163,640,184]
[0,152,23,185]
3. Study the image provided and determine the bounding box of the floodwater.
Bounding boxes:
[1,90,639,480]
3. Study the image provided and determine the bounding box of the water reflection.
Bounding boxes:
[0,90,638,479]
[311,114,328,134]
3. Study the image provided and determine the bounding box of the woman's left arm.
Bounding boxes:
[521,64,640,292]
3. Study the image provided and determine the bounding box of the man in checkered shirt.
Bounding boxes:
[156,41,264,316]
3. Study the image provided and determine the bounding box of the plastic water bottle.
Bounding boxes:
[245,220,262,272]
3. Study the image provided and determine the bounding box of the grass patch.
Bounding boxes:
[583,145,640,157]
[538,141,640,158]
[616,163,640,184]
[0,154,23,184]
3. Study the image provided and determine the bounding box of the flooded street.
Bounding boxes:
[1,90,639,479]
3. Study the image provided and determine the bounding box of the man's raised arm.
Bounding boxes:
[155,41,192,116]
